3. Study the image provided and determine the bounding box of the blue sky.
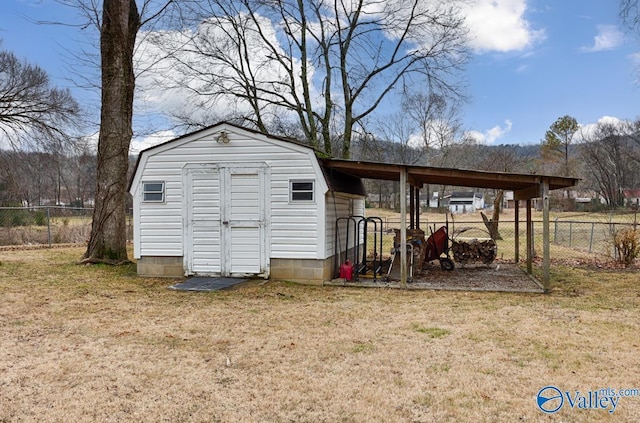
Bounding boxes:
[464,1,640,144]
[1,0,639,148]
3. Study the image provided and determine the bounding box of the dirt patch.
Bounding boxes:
[328,261,543,293]
[412,262,542,292]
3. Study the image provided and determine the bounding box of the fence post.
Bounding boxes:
[612,223,618,260]
[589,223,594,252]
[554,218,558,243]
[569,222,573,247]
[46,207,52,247]
[531,220,536,258]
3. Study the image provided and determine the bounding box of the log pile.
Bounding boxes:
[451,238,497,265]
[393,228,427,270]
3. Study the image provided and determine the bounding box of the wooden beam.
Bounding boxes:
[542,179,550,293]
[320,158,578,192]
[514,183,541,201]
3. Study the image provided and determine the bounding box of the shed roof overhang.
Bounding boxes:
[320,158,580,199]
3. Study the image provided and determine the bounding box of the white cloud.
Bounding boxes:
[576,116,624,141]
[464,0,545,53]
[580,25,624,52]
[465,130,485,143]
[407,133,423,149]
[130,130,176,154]
[468,119,513,144]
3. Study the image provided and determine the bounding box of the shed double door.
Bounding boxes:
[187,165,267,276]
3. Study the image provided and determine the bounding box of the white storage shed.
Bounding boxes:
[129,123,366,283]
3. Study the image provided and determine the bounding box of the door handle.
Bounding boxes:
[222,221,229,225]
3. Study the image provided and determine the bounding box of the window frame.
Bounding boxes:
[142,181,166,203]
[289,179,315,203]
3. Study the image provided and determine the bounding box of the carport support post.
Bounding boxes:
[415,187,420,230]
[514,201,520,263]
[409,186,415,229]
[542,179,550,293]
[526,199,532,274]
[400,169,408,288]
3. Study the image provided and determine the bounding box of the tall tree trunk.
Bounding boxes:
[481,190,504,240]
[84,0,140,262]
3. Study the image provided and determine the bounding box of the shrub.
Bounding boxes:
[33,210,47,226]
[613,228,640,267]
[7,210,30,227]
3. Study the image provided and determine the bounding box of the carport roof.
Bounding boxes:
[320,158,579,200]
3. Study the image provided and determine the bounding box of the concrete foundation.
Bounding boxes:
[137,256,184,277]
[137,255,338,284]
[269,257,335,285]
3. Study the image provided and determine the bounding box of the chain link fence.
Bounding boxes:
[0,206,93,247]
[364,212,639,264]
[550,212,639,263]
[0,206,134,248]
[2,206,638,265]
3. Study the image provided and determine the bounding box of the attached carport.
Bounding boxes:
[320,158,580,293]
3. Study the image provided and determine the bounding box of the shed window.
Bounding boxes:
[143,181,165,202]
[290,180,314,202]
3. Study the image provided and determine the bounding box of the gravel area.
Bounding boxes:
[327,261,544,293]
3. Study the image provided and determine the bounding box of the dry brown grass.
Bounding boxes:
[1,247,639,422]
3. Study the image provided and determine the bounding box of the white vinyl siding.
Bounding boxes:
[325,194,365,257]
[136,179,183,257]
[271,175,320,258]
[131,125,336,262]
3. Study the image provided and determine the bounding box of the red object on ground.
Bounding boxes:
[425,226,449,261]
[339,260,354,281]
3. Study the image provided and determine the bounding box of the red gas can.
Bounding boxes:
[339,260,354,281]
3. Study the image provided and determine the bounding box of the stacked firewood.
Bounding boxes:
[392,228,427,269]
[451,238,497,265]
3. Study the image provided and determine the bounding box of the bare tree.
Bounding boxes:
[77,0,142,262]
[579,121,640,208]
[57,0,174,263]
[149,0,468,158]
[620,1,640,79]
[0,45,79,149]
[628,118,640,154]
[402,91,466,167]
[620,0,640,35]
[374,116,424,166]
[399,90,474,210]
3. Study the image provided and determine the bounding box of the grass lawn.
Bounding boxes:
[1,247,639,422]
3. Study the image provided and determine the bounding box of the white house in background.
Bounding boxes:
[128,122,366,284]
[447,191,484,214]
[623,189,640,208]
[503,190,515,208]
[429,191,440,208]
